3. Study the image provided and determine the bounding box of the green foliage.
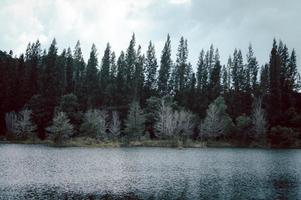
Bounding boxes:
[58,93,81,132]
[125,101,145,139]
[269,126,298,147]
[85,44,99,108]
[1,35,301,148]
[158,34,172,96]
[46,112,73,144]
[235,115,252,141]
[144,41,158,98]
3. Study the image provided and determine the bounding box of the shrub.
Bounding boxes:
[269,126,298,147]
[234,115,252,143]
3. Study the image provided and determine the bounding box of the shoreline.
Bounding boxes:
[1,137,299,149]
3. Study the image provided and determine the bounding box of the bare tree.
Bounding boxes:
[155,99,195,139]
[5,109,36,138]
[251,98,267,139]
[174,110,195,138]
[200,97,231,139]
[81,109,108,140]
[155,99,176,138]
[109,111,121,138]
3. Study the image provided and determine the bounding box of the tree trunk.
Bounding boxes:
[0,111,6,136]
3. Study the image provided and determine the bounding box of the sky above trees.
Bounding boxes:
[0,0,300,67]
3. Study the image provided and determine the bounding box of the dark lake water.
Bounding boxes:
[0,144,301,200]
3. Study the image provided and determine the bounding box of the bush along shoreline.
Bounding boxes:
[1,37,301,148]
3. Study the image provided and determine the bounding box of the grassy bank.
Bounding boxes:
[1,136,209,148]
[1,136,300,149]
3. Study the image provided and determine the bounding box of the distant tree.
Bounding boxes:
[125,101,145,139]
[46,112,73,144]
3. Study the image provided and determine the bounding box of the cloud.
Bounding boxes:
[169,0,191,5]
[0,0,300,69]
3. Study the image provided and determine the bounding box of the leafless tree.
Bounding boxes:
[81,109,108,140]
[5,109,36,138]
[155,99,195,138]
[251,98,267,139]
[109,111,121,138]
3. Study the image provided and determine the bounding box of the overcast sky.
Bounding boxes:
[0,0,300,68]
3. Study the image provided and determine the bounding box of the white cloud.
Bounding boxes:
[0,0,300,68]
[169,0,191,5]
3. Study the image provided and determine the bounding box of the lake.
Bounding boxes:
[0,144,300,199]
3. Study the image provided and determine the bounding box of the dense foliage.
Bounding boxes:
[1,35,301,147]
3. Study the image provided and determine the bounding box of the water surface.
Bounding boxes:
[0,144,300,199]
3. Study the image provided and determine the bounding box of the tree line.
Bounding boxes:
[1,34,301,147]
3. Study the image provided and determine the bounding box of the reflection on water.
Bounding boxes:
[0,144,300,200]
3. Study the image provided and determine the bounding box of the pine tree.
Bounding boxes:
[268,39,282,125]
[85,44,99,107]
[133,45,145,100]
[100,43,111,92]
[65,47,73,94]
[158,34,172,96]
[196,50,208,92]
[125,101,145,139]
[221,65,228,94]
[173,37,190,106]
[287,49,299,91]
[125,33,137,95]
[144,41,158,98]
[73,41,86,101]
[246,44,258,93]
[116,51,127,106]
[46,112,73,144]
